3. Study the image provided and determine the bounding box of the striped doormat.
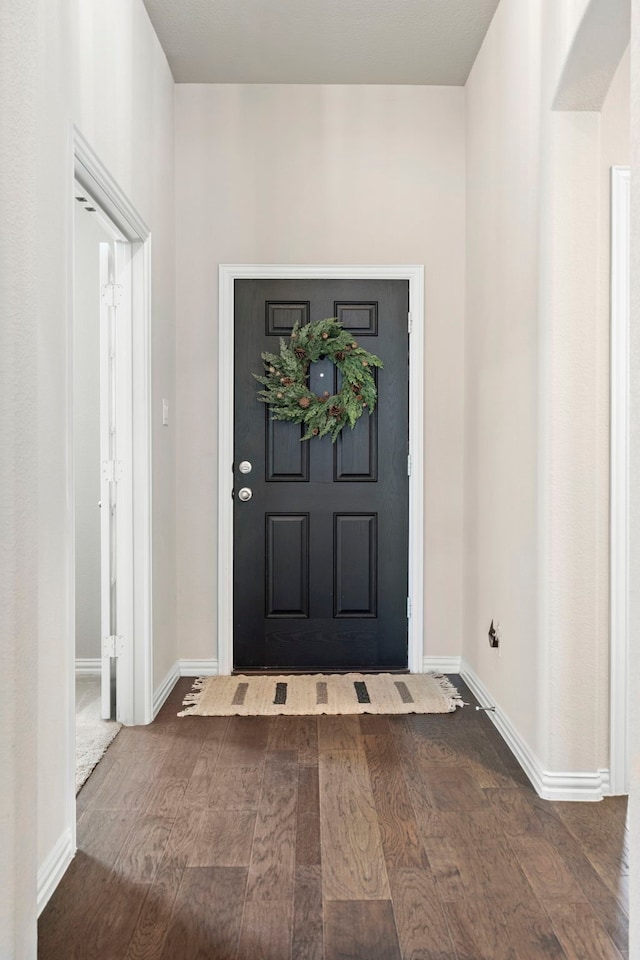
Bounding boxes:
[178,672,463,717]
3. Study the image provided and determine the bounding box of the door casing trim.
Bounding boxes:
[610,166,630,794]
[218,264,425,674]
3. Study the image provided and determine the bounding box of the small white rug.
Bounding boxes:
[76,718,122,792]
[75,675,122,793]
[178,672,463,717]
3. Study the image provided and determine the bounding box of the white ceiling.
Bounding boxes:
[142,0,501,85]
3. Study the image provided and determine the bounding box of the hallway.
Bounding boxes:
[38,678,629,959]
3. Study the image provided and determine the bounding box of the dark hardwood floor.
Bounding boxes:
[38,677,629,959]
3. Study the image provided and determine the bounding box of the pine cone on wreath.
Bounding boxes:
[298,397,311,409]
[294,347,307,359]
[329,404,343,417]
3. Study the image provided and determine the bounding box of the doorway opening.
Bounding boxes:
[73,190,125,789]
[69,129,154,818]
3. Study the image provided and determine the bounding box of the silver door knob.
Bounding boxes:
[238,487,253,502]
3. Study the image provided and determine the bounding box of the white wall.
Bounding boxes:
[29,0,176,928]
[1,0,175,946]
[73,205,113,662]
[0,0,39,953]
[464,0,542,753]
[175,84,466,668]
[628,5,640,954]
[465,0,629,783]
[540,9,628,777]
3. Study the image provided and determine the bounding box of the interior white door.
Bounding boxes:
[99,240,134,721]
[99,241,118,719]
[112,240,134,724]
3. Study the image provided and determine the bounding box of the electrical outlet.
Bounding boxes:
[488,619,499,648]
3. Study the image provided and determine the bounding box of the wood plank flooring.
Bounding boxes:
[39,677,629,960]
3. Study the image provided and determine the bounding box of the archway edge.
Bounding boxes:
[553,0,630,110]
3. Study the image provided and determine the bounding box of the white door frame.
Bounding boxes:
[71,127,153,727]
[610,166,630,795]
[217,264,425,675]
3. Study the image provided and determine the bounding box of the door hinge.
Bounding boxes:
[102,635,125,658]
[102,282,123,308]
[102,460,123,483]
[407,597,412,619]
[408,312,412,334]
[407,454,412,476]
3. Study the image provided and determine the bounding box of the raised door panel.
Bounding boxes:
[334,301,378,336]
[266,301,310,335]
[334,370,378,482]
[266,514,310,618]
[266,416,310,482]
[334,514,377,618]
[334,415,378,482]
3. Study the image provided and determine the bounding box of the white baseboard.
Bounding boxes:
[460,659,609,802]
[179,659,219,677]
[153,659,219,718]
[153,662,180,718]
[598,768,611,796]
[423,656,462,674]
[537,769,611,801]
[37,828,75,917]
[75,658,101,675]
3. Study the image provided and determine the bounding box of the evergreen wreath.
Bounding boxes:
[254,318,384,441]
